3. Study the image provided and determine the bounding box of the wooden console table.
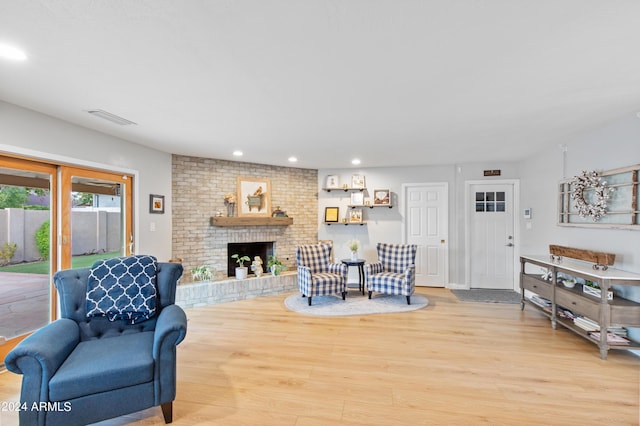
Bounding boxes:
[520,255,640,359]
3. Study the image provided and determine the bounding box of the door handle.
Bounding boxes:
[505,243,514,247]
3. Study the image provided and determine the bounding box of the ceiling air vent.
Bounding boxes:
[86,109,137,126]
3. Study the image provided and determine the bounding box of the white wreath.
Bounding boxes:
[570,170,614,222]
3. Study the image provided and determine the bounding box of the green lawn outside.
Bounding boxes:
[0,252,120,274]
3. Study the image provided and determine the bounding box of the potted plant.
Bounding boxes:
[231,254,251,279]
[347,239,360,261]
[267,255,287,276]
[191,265,213,282]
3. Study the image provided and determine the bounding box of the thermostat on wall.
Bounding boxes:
[524,208,532,219]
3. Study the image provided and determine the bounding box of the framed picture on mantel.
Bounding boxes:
[237,177,271,217]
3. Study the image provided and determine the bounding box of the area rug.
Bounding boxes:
[451,289,521,304]
[284,290,429,317]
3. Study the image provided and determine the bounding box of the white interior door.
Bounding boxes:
[403,183,448,287]
[467,182,515,290]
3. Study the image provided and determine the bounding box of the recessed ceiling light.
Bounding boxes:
[288,156,298,163]
[233,150,243,156]
[0,43,27,61]
[351,158,361,165]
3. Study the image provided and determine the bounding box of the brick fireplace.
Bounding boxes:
[172,155,318,283]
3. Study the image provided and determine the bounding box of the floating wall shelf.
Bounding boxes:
[211,217,293,227]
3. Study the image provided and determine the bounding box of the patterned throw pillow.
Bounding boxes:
[86,255,158,324]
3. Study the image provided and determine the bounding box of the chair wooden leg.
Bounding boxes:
[161,401,173,423]
[406,296,411,305]
[308,296,312,306]
[368,291,372,299]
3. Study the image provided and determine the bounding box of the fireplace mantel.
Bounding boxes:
[210,217,293,227]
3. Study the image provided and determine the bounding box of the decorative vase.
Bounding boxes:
[271,265,280,276]
[227,202,236,217]
[351,251,358,261]
[235,266,248,280]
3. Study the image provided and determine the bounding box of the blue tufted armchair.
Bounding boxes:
[4,256,187,426]
[365,243,418,304]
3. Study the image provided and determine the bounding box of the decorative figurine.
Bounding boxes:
[251,256,264,277]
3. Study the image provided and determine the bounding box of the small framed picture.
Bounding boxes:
[326,175,340,189]
[350,192,364,206]
[149,194,165,214]
[349,208,363,223]
[351,174,365,189]
[373,189,391,206]
[324,207,339,223]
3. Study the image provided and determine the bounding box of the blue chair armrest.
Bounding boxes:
[153,304,187,356]
[4,319,79,405]
[153,304,187,405]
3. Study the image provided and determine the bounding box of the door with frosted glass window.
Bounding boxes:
[468,182,515,290]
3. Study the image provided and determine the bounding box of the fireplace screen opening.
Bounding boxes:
[227,242,275,277]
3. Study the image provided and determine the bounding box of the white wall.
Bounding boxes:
[519,114,640,343]
[319,115,640,290]
[518,114,640,274]
[0,101,174,261]
[318,161,520,284]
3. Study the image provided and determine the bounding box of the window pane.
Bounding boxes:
[496,192,505,202]
[475,192,485,202]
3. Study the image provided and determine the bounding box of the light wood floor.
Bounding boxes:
[1,288,638,425]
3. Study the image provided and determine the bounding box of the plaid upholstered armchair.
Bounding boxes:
[296,243,348,306]
[365,243,418,304]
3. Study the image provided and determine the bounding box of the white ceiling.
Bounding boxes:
[1,1,640,169]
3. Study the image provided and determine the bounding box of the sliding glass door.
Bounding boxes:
[0,155,133,361]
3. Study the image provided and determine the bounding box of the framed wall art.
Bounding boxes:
[349,208,363,223]
[237,176,271,217]
[351,174,365,189]
[149,194,165,214]
[558,164,640,229]
[373,189,391,206]
[324,207,339,223]
[350,192,364,206]
[325,175,340,189]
